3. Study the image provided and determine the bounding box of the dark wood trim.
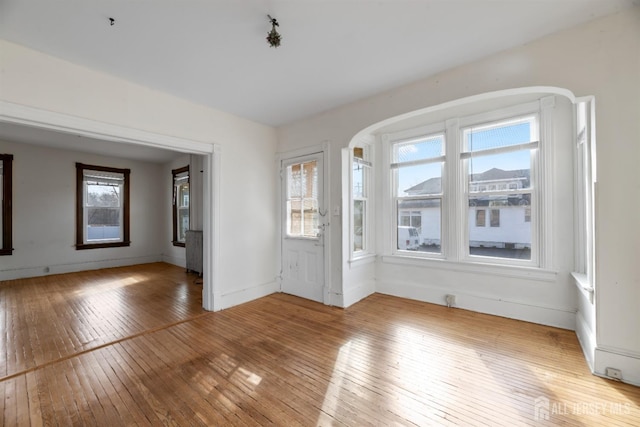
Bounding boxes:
[76,241,131,250]
[1,154,13,256]
[172,165,189,247]
[76,162,131,250]
[75,163,84,248]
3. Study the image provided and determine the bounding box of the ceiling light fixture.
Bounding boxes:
[266,15,281,48]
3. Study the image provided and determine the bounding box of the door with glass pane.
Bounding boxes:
[281,153,325,303]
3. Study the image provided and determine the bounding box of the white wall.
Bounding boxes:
[0,140,165,279]
[278,8,640,384]
[0,39,279,309]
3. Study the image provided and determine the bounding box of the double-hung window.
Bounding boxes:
[391,132,445,254]
[385,99,546,267]
[76,163,130,250]
[172,166,190,247]
[462,115,538,262]
[352,147,371,253]
[1,154,13,256]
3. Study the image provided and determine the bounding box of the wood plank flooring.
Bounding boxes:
[1,263,639,426]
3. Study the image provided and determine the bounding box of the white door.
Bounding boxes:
[281,153,326,303]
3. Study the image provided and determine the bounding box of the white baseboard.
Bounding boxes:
[575,311,596,372]
[376,279,576,330]
[219,280,279,310]
[594,347,640,387]
[161,254,186,269]
[342,279,376,308]
[0,255,162,281]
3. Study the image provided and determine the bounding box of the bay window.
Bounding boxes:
[385,99,547,267]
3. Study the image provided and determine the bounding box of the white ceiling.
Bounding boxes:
[0,0,637,161]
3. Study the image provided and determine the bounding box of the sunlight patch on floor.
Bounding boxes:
[318,340,353,424]
[73,275,142,297]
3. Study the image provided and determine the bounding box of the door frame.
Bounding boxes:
[276,141,331,305]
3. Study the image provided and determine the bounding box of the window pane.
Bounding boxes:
[393,135,443,163]
[287,164,301,198]
[87,207,121,241]
[302,162,317,199]
[353,162,364,198]
[397,199,441,253]
[178,208,189,242]
[87,184,121,207]
[178,183,189,208]
[468,194,531,260]
[468,150,531,192]
[466,119,533,153]
[286,161,319,238]
[398,162,442,196]
[354,200,364,252]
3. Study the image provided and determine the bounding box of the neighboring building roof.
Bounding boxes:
[404,168,530,195]
[471,168,529,182]
[405,177,441,195]
[400,168,531,209]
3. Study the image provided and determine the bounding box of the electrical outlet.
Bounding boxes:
[445,294,456,307]
[605,367,622,380]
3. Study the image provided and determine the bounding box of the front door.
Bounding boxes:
[281,153,325,303]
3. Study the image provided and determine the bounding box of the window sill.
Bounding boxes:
[381,254,557,282]
[76,241,131,250]
[349,253,376,267]
[571,272,594,301]
[172,241,186,248]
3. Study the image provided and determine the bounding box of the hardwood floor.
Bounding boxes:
[1,263,638,426]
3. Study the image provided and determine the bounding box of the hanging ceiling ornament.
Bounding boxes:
[266,15,281,48]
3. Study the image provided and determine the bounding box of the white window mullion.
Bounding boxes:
[446,118,460,261]
[539,96,555,269]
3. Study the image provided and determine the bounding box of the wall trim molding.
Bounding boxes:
[594,347,640,387]
[162,254,186,269]
[376,278,576,330]
[342,279,376,308]
[0,255,162,281]
[219,280,279,310]
[575,311,596,372]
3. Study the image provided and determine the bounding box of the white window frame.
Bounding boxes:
[351,146,372,256]
[572,96,596,297]
[387,122,447,258]
[83,172,124,244]
[382,98,555,269]
[460,111,540,267]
